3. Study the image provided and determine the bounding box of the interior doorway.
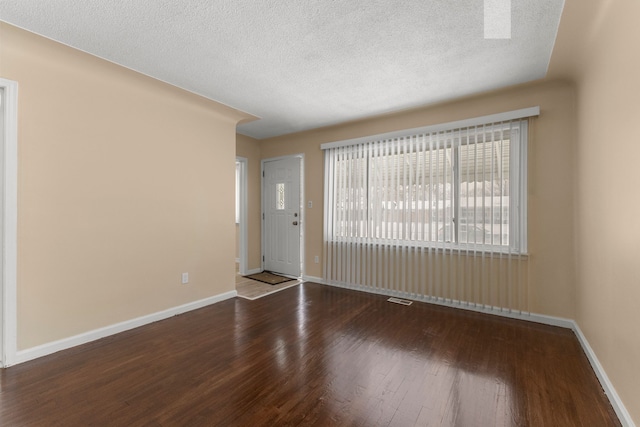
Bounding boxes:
[0,87,4,365]
[0,78,18,367]
[262,156,303,277]
[235,157,248,276]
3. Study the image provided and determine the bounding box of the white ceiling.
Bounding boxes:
[0,1,564,139]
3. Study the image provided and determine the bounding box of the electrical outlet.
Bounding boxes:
[314,255,319,264]
[181,272,189,284]
[308,201,313,208]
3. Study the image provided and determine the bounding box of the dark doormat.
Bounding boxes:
[243,271,296,285]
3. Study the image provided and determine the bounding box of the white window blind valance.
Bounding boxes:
[320,106,539,150]
[322,108,537,314]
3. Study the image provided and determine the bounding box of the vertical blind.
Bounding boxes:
[323,116,531,314]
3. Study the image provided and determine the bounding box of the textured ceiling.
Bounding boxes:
[0,1,564,139]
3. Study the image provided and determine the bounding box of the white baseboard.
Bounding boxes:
[246,268,262,275]
[572,323,635,426]
[237,281,301,301]
[235,258,240,263]
[320,280,634,426]
[8,276,635,426]
[321,280,555,324]
[12,290,237,366]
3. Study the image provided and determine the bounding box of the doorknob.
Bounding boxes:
[292,221,298,226]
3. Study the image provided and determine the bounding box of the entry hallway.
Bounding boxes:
[0,283,619,426]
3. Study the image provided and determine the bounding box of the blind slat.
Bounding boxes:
[323,117,530,314]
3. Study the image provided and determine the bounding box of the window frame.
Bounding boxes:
[325,120,528,255]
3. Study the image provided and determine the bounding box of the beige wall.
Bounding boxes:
[236,134,262,271]
[259,80,577,318]
[4,2,638,421]
[0,23,252,349]
[569,0,640,422]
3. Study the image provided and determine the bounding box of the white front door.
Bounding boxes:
[263,157,301,277]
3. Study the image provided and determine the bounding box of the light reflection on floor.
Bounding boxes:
[225,282,614,426]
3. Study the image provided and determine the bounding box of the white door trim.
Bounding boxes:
[0,78,19,367]
[236,157,248,276]
[261,154,304,277]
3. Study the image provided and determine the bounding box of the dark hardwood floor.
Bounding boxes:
[0,282,619,426]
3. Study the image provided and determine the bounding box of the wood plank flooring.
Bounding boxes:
[0,283,620,426]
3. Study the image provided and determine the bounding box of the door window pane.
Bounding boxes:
[276,183,285,210]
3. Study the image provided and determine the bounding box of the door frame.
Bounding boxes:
[261,154,304,278]
[0,78,19,367]
[235,157,248,276]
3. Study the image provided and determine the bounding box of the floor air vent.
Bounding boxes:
[387,297,413,306]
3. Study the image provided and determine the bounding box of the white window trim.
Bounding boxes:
[323,110,535,256]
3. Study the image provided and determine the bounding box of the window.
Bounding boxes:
[276,183,285,210]
[324,119,527,254]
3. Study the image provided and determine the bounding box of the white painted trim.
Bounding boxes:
[323,280,544,323]
[299,154,306,279]
[246,268,262,275]
[302,275,326,284]
[572,323,635,427]
[236,156,249,275]
[319,280,634,426]
[0,79,18,368]
[236,281,301,301]
[11,291,237,366]
[320,106,540,150]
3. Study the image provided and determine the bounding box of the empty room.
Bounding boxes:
[0,0,638,425]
